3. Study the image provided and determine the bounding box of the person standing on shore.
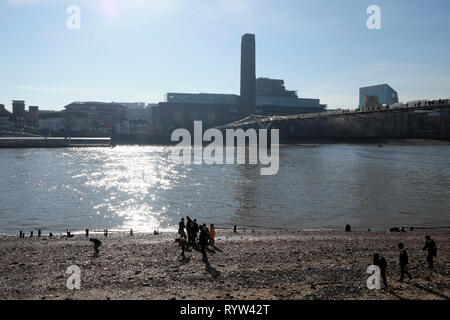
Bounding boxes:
[175,237,187,258]
[203,223,210,241]
[209,224,216,245]
[186,216,193,246]
[193,219,199,243]
[178,217,186,239]
[373,253,388,288]
[199,225,209,261]
[422,235,437,268]
[398,243,413,281]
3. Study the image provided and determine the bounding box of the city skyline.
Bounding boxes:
[1,0,450,110]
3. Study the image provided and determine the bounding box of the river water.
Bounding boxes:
[1,144,449,234]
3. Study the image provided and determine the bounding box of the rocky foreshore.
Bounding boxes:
[0,229,449,300]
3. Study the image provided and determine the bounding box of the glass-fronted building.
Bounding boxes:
[359,84,399,109]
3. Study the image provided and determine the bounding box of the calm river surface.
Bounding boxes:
[1,144,449,234]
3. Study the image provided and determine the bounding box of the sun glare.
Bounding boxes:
[99,0,119,18]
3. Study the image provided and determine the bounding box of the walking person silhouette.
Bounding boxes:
[422,235,437,269]
[398,243,412,281]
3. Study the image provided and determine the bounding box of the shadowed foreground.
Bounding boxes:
[0,230,449,300]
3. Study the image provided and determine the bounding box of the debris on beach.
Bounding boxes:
[390,227,406,232]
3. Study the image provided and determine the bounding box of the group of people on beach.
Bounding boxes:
[373,235,438,288]
[175,216,216,261]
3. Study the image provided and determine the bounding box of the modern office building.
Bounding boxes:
[64,101,128,134]
[240,33,256,116]
[255,77,326,114]
[151,96,240,134]
[363,96,381,110]
[359,84,398,109]
[38,112,66,134]
[256,78,297,97]
[150,33,327,135]
[12,100,25,131]
[151,85,326,134]
[27,106,39,128]
[120,102,147,121]
[0,104,13,131]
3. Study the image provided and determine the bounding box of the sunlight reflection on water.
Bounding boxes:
[0,144,449,234]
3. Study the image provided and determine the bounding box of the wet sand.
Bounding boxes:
[0,229,449,300]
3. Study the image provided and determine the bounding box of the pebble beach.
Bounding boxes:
[0,229,449,300]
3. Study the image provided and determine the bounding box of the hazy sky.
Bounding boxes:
[1,0,449,110]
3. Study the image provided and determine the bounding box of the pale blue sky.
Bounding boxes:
[1,0,449,110]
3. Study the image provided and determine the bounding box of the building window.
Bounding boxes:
[208,111,216,124]
[191,111,200,121]
[173,111,183,123]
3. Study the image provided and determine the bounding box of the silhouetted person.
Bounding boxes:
[193,219,199,242]
[186,216,193,245]
[178,217,186,239]
[209,224,216,245]
[203,223,210,241]
[422,235,437,268]
[398,243,412,281]
[373,253,388,288]
[199,225,209,261]
[175,237,187,258]
[89,238,102,255]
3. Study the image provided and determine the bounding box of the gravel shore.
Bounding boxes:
[0,229,449,300]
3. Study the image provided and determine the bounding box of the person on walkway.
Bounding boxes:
[373,253,388,288]
[178,217,186,239]
[398,243,412,281]
[422,235,437,268]
[209,224,216,245]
